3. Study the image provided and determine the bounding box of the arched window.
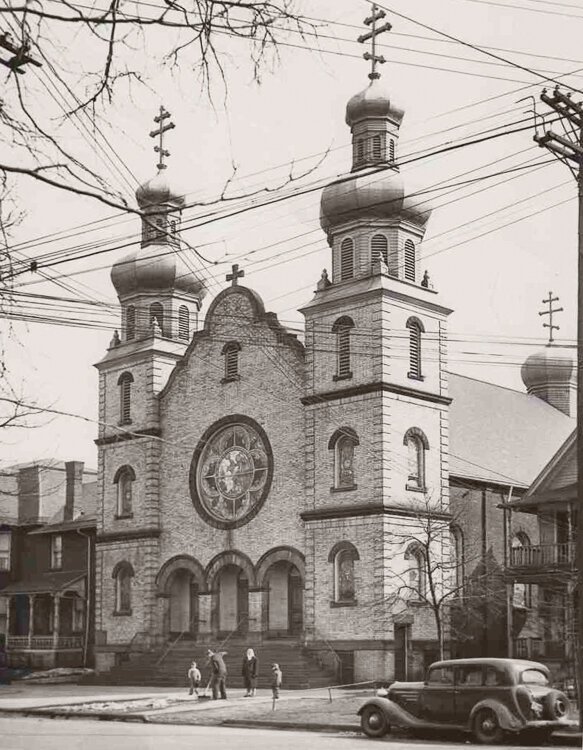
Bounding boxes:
[406,316,425,380]
[511,533,532,608]
[112,561,134,615]
[404,427,429,491]
[332,316,354,380]
[404,239,416,282]
[328,541,359,603]
[371,234,388,267]
[114,465,136,518]
[340,238,354,281]
[405,544,426,600]
[117,371,134,425]
[126,305,136,341]
[222,341,241,381]
[150,302,164,334]
[178,305,190,341]
[450,524,465,594]
[372,133,383,160]
[328,427,359,489]
[389,138,395,163]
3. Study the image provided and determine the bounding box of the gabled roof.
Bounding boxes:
[448,373,574,489]
[509,429,576,510]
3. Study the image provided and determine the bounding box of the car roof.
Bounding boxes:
[429,658,549,673]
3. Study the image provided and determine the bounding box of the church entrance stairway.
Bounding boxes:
[88,638,337,689]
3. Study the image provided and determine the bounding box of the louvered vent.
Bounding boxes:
[340,238,354,280]
[371,234,388,267]
[178,305,190,340]
[404,240,416,282]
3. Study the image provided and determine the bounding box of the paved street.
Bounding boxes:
[0,716,577,750]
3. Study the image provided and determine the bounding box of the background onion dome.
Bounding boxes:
[521,346,576,390]
[320,169,431,232]
[345,79,404,127]
[135,171,186,209]
[111,246,206,299]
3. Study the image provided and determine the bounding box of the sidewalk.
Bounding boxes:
[0,681,580,744]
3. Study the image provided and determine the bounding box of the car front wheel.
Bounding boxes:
[473,708,505,744]
[361,705,390,738]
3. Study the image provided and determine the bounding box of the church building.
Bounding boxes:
[92,67,575,684]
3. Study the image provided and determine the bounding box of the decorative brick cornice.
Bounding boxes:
[97,527,161,543]
[95,427,162,446]
[301,503,451,522]
[301,381,451,406]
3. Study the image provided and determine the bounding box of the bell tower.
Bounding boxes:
[300,7,453,673]
[92,108,206,667]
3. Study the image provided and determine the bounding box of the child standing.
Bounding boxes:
[187,660,201,696]
[271,662,282,700]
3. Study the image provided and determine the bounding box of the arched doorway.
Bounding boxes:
[168,569,199,637]
[217,565,248,635]
[265,561,303,636]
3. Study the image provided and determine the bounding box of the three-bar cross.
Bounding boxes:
[357,3,392,80]
[539,291,563,344]
[149,105,176,171]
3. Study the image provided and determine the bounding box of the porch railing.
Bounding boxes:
[514,637,566,660]
[509,542,575,568]
[6,635,83,650]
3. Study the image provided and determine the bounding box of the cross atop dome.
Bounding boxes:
[357,3,392,81]
[539,291,563,345]
[149,105,176,171]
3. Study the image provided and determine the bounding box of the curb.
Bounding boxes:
[0,707,148,723]
[221,719,359,733]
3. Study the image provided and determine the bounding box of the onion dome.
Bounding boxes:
[111,246,206,299]
[135,171,185,209]
[521,346,576,392]
[345,79,404,127]
[320,170,431,233]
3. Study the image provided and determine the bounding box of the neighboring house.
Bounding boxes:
[505,362,578,687]
[0,460,96,669]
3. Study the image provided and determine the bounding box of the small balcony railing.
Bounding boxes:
[6,635,83,650]
[509,542,575,569]
[514,638,566,660]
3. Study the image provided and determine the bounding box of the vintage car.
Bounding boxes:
[358,658,576,744]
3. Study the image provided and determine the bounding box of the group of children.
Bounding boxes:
[187,656,282,699]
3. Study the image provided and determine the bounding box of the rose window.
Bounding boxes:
[191,418,272,528]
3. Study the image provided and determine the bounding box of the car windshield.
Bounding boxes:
[521,669,549,687]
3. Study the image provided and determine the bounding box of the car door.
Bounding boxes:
[420,665,456,722]
[454,664,484,722]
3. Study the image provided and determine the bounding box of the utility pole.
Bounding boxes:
[535,86,583,728]
[0,31,41,73]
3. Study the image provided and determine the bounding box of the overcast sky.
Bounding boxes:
[1,0,580,468]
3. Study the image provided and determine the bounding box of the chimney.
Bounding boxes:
[65,461,84,521]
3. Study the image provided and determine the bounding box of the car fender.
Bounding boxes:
[358,697,431,730]
[469,699,524,732]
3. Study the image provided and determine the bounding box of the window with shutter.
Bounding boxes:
[372,133,382,160]
[222,341,241,381]
[150,302,164,333]
[406,317,424,379]
[126,306,136,341]
[371,234,388,267]
[332,317,354,380]
[340,238,354,281]
[357,139,364,163]
[118,372,134,424]
[389,138,395,163]
[404,239,416,282]
[178,305,190,340]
